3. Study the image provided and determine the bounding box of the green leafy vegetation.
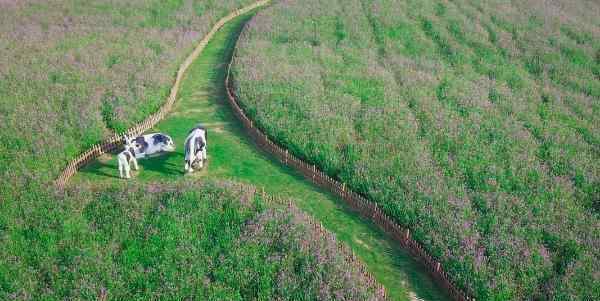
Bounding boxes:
[0,180,383,300]
[232,0,600,300]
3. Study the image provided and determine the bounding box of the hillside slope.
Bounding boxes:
[232,0,600,299]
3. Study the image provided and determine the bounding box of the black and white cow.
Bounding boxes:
[129,133,176,159]
[184,124,207,172]
[118,136,139,179]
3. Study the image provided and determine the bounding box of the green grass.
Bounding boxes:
[73,10,449,301]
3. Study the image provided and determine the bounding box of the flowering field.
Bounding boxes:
[0,180,383,300]
[73,11,448,300]
[0,3,451,300]
[0,0,260,185]
[232,0,599,299]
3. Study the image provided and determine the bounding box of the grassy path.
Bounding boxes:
[72,10,449,301]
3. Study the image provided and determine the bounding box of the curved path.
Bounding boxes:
[72,9,449,301]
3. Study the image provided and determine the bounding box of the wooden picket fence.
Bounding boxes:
[54,0,272,188]
[260,191,387,300]
[225,45,476,301]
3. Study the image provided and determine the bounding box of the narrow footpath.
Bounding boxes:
[73,9,449,301]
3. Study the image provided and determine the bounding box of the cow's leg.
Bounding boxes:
[196,152,204,169]
[202,148,207,162]
[185,160,194,173]
[186,160,194,173]
[124,164,131,179]
[131,157,139,170]
[188,153,195,173]
[118,161,124,178]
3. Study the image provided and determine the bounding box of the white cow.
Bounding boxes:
[129,133,176,159]
[117,136,139,179]
[184,124,207,173]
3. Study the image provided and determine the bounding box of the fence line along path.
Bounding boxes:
[54,0,272,188]
[260,190,387,299]
[224,34,475,301]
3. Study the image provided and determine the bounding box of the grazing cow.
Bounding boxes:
[130,133,176,158]
[118,136,139,179]
[184,124,207,172]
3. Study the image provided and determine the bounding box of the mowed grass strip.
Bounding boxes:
[73,9,449,301]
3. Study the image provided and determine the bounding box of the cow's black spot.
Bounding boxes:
[134,136,148,152]
[193,136,206,160]
[195,136,205,151]
[152,134,168,145]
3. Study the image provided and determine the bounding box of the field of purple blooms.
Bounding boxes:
[0,180,383,300]
[0,0,261,185]
[0,2,392,299]
[232,0,599,300]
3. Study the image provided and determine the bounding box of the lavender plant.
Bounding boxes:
[0,180,384,300]
[232,0,599,299]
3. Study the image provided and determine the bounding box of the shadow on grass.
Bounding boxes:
[78,159,120,179]
[79,152,184,180]
[87,166,120,179]
[137,152,184,177]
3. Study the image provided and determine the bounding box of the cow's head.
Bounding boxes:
[122,134,134,147]
[195,138,206,155]
[122,134,136,154]
[163,136,175,152]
